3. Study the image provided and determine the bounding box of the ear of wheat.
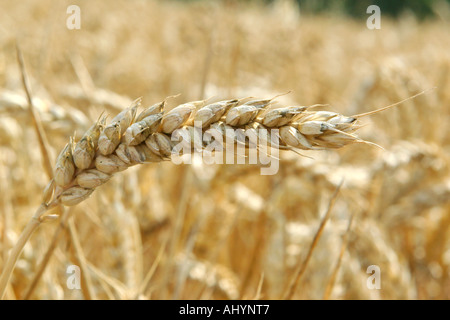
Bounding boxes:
[49,95,366,207]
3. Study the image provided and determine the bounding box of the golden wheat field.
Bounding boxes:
[0,0,449,301]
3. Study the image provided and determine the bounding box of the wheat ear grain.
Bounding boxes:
[49,96,370,207]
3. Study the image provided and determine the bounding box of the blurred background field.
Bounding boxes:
[0,0,449,299]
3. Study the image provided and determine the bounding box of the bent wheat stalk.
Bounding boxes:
[0,90,430,299]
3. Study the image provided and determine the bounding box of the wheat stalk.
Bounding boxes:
[0,90,430,299]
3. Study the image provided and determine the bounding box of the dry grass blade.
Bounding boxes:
[283,181,343,300]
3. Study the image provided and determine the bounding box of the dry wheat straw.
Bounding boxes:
[283,182,342,299]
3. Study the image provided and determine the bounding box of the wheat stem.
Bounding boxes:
[23,206,71,299]
[0,203,50,299]
[322,214,353,300]
[253,272,265,300]
[67,218,97,300]
[283,181,342,300]
[16,43,54,178]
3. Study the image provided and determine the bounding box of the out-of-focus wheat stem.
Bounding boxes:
[10,46,64,299]
[239,210,267,298]
[162,167,191,299]
[283,182,342,300]
[323,214,353,300]
[253,272,264,300]
[23,206,70,300]
[138,237,168,298]
[0,203,51,299]
[68,218,97,300]
[16,43,53,178]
